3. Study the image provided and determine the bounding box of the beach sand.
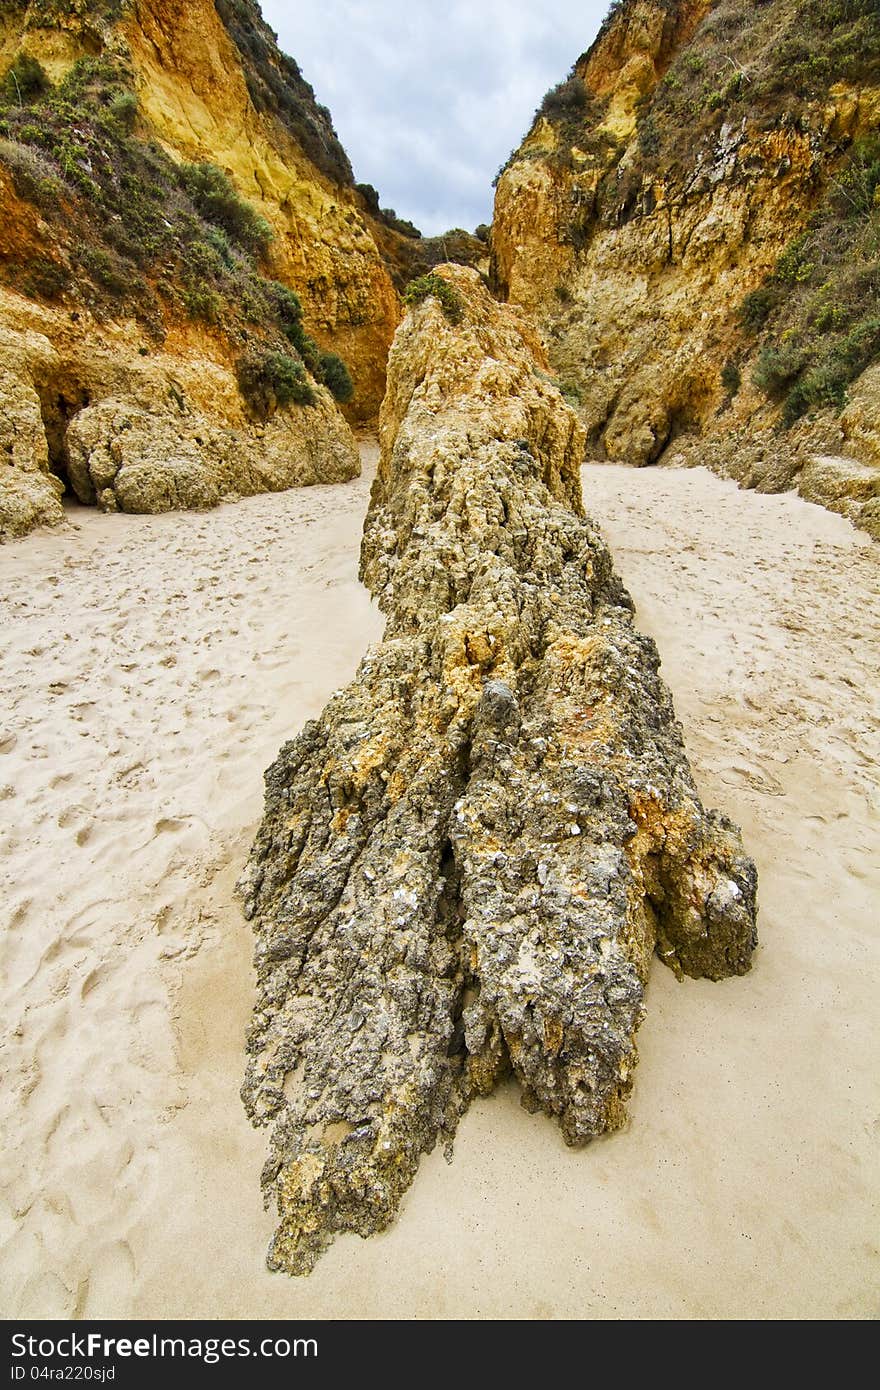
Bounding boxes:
[1,443,877,1319]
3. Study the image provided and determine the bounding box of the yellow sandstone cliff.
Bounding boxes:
[492,0,880,536]
[0,0,403,537]
[122,0,400,418]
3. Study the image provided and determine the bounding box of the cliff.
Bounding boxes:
[240,265,756,1274]
[0,0,405,537]
[492,0,880,536]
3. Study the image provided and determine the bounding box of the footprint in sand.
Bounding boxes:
[7,898,33,931]
[80,962,112,1000]
[80,1241,136,1319]
[720,761,786,797]
[155,817,186,834]
[64,900,112,939]
[17,1271,73,1318]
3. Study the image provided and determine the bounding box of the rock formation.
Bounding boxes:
[491,0,880,536]
[122,0,401,420]
[0,287,359,538]
[0,0,404,536]
[240,266,757,1275]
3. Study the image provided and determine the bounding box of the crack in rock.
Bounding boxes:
[240,265,757,1275]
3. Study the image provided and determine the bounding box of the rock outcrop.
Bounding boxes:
[0,288,358,538]
[0,0,411,536]
[122,0,401,420]
[491,0,880,535]
[0,320,65,537]
[240,265,757,1275]
[1,0,402,417]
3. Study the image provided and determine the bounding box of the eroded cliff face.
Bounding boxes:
[0,283,359,537]
[240,265,757,1275]
[492,0,880,536]
[122,0,400,418]
[0,0,403,536]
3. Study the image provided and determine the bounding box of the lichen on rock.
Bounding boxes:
[240,265,757,1275]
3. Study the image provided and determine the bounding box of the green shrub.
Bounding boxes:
[830,133,880,218]
[205,226,235,268]
[0,138,62,209]
[752,342,807,395]
[774,234,814,285]
[235,348,315,418]
[179,162,272,256]
[782,316,880,422]
[738,287,778,333]
[184,238,224,277]
[356,182,380,213]
[721,359,742,395]
[79,246,142,298]
[638,113,660,158]
[296,331,322,377]
[2,54,49,104]
[259,278,311,352]
[182,281,222,323]
[318,351,353,404]
[21,257,69,299]
[108,89,138,132]
[403,273,464,324]
[538,76,588,120]
[379,207,421,238]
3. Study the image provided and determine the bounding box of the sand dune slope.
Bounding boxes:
[0,449,877,1319]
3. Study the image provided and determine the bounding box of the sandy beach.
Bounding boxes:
[1,443,877,1320]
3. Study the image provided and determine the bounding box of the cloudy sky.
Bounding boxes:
[261,0,610,235]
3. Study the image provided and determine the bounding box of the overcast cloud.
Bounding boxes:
[260,1,609,235]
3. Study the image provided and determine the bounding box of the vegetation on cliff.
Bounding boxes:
[743,134,880,425]
[0,51,354,413]
[509,0,879,216]
[630,0,879,175]
[213,0,354,186]
[492,0,880,531]
[592,0,880,433]
[2,0,125,27]
[402,273,465,323]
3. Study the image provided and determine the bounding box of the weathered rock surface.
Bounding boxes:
[0,289,359,537]
[798,454,880,540]
[64,387,357,515]
[491,0,880,534]
[1,0,408,537]
[1,0,402,420]
[240,265,757,1275]
[0,324,64,538]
